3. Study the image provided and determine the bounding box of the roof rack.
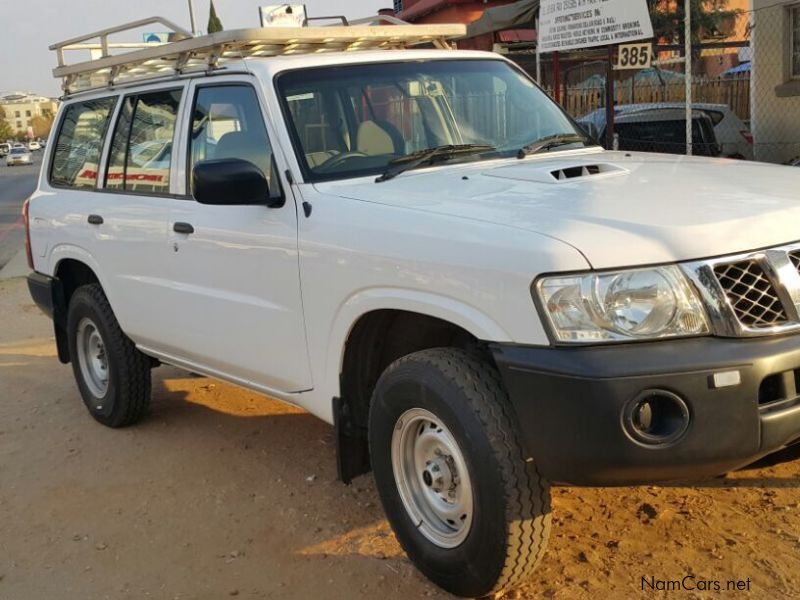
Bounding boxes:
[50,15,466,95]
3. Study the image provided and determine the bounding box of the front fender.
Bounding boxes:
[322,287,515,405]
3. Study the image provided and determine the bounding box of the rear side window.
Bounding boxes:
[106,89,182,195]
[705,110,724,126]
[50,97,117,188]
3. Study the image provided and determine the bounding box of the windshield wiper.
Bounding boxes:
[517,134,590,159]
[376,144,496,183]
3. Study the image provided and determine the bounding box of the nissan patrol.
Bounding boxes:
[25,16,800,598]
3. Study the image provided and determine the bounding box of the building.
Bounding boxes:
[750,0,800,163]
[0,92,59,137]
[396,0,512,25]
[648,0,752,78]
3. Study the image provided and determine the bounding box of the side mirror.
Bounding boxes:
[192,158,277,206]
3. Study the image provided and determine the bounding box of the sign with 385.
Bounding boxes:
[615,43,653,70]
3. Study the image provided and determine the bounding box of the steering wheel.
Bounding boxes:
[317,151,369,172]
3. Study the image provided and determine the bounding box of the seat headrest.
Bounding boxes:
[356,121,398,156]
[214,131,269,176]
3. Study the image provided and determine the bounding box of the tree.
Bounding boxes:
[31,115,55,139]
[208,0,224,33]
[648,0,743,49]
[0,107,12,141]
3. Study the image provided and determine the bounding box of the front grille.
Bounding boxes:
[713,260,788,328]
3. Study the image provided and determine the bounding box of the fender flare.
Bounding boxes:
[323,287,513,403]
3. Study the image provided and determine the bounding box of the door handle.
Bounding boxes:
[88,214,104,225]
[173,222,195,235]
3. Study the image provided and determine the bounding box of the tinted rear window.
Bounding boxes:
[50,97,117,188]
[705,110,724,126]
[105,89,182,195]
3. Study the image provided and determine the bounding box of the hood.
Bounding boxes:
[316,150,800,269]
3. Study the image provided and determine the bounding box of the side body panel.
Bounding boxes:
[289,184,590,423]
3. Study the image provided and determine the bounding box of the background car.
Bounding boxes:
[580,107,721,157]
[6,146,33,166]
[0,143,9,158]
[27,140,41,151]
[580,102,752,159]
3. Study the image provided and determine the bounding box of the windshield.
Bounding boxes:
[10,148,27,155]
[277,59,586,182]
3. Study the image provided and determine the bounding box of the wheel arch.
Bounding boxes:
[49,255,103,364]
[330,291,511,484]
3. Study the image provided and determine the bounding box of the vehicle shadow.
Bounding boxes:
[140,367,439,596]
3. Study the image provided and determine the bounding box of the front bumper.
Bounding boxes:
[492,336,800,486]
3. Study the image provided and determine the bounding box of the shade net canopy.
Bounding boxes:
[464,0,540,38]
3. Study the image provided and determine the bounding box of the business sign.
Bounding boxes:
[260,5,307,27]
[614,42,653,70]
[538,0,654,53]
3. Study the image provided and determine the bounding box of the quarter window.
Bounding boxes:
[106,89,182,195]
[50,97,117,189]
[188,85,277,194]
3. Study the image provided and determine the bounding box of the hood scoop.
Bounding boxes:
[486,161,629,184]
[553,164,613,180]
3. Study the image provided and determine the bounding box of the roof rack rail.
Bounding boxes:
[50,15,466,95]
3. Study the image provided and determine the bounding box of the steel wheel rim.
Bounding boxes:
[391,408,474,549]
[76,317,109,399]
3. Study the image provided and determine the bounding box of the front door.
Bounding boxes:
[162,81,312,393]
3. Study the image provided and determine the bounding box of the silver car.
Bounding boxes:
[6,147,33,166]
[579,102,755,160]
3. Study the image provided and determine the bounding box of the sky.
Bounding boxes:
[0,0,389,97]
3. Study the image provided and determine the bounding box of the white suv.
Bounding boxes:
[24,21,800,598]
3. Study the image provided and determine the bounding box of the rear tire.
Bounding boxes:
[67,283,151,427]
[369,348,551,598]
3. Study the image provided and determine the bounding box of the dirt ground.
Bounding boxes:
[1,276,799,600]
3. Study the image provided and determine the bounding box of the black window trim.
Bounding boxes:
[45,73,250,197]
[184,80,285,203]
[47,95,119,191]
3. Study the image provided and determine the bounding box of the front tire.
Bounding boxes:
[67,283,151,427]
[369,348,551,598]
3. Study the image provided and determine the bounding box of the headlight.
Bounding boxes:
[535,266,709,343]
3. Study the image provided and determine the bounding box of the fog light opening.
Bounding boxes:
[623,390,690,446]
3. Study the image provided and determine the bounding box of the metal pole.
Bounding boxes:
[553,51,561,104]
[535,18,541,84]
[685,0,692,156]
[606,45,615,149]
[188,0,198,35]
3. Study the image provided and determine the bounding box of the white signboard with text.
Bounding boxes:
[260,5,307,28]
[538,0,654,53]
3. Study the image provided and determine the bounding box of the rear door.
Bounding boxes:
[162,78,312,393]
[90,86,185,350]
